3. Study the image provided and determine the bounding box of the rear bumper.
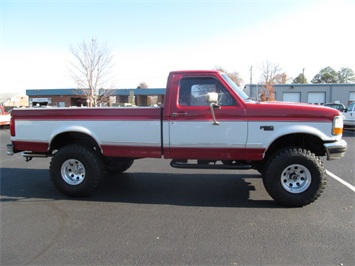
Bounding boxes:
[324,139,347,160]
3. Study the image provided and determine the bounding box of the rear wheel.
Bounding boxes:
[263,148,326,207]
[50,144,104,197]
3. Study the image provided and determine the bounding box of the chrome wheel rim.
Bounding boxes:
[61,159,86,185]
[281,164,311,193]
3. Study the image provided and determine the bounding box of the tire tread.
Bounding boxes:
[263,148,326,207]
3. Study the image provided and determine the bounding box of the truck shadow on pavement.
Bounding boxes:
[0,168,279,208]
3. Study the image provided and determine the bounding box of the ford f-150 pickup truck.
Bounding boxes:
[7,70,347,207]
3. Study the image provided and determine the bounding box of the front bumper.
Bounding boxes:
[324,139,347,160]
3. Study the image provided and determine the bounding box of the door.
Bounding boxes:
[283,92,301,102]
[167,76,248,160]
[308,92,325,105]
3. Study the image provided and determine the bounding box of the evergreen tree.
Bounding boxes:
[292,73,308,84]
[311,67,338,84]
[337,67,355,83]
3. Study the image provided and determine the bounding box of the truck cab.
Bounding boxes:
[163,71,250,161]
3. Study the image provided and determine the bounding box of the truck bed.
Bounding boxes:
[10,107,163,157]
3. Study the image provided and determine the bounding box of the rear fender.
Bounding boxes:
[49,126,102,153]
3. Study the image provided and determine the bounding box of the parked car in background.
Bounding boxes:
[344,102,355,128]
[325,103,346,112]
[0,106,11,128]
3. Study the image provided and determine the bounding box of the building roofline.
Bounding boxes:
[26,88,167,96]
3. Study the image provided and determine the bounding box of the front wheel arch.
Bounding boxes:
[264,134,326,162]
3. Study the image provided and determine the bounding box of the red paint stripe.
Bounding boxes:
[170,117,329,123]
[12,141,49,153]
[11,136,266,160]
[165,147,265,161]
[11,141,264,161]
[11,108,161,121]
[101,145,162,158]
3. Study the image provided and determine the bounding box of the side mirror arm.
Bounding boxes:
[210,103,220,125]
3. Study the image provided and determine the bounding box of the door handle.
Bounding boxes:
[172,112,187,117]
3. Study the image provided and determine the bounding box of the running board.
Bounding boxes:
[22,152,49,162]
[170,160,252,170]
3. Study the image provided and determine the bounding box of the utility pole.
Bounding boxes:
[302,68,305,84]
[250,66,253,84]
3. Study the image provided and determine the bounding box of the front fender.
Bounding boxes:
[246,122,337,150]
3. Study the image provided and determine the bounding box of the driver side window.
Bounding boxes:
[178,77,235,106]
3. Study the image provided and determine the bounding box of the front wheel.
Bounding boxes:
[50,144,104,197]
[263,148,326,207]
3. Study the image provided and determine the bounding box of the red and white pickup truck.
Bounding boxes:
[7,70,347,207]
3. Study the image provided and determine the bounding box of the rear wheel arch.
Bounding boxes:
[49,131,101,154]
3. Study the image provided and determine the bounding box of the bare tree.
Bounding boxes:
[68,38,115,107]
[137,82,148,89]
[258,60,290,101]
[214,66,243,86]
[260,60,281,84]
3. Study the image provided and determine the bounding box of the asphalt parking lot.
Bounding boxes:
[1,128,354,265]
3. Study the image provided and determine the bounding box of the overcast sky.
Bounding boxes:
[1,0,354,95]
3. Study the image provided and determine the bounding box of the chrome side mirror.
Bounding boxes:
[206,92,219,103]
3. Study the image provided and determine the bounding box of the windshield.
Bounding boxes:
[221,74,252,102]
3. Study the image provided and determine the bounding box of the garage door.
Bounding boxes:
[283,92,300,102]
[308,92,325,105]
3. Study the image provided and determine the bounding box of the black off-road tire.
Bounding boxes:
[263,148,326,207]
[49,144,104,197]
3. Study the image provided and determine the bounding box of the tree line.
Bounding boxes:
[293,66,355,84]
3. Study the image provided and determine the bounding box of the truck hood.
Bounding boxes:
[245,101,340,121]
